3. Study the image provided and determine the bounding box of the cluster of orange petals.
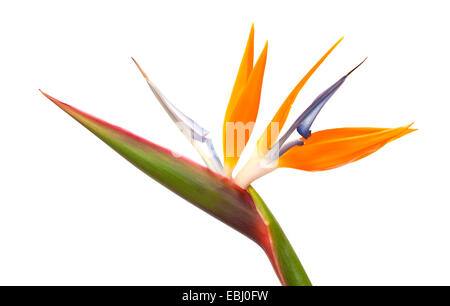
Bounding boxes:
[223,25,415,178]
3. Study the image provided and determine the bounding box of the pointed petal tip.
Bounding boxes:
[387,123,417,143]
[260,41,269,60]
[332,36,344,49]
[403,128,417,135]
[400,122,416,132]
[404,122,418,133]
[131,57,149,80]
[404,121,417,132]
[346,57,368,77]
[400,122,418,134]
[247,24,255,43]
[335,36,344,46]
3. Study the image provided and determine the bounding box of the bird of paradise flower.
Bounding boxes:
[40,25,415,286]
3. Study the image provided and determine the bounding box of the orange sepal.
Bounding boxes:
[223,41,268,175]
[278,125,415,171]
[224,24,254,124]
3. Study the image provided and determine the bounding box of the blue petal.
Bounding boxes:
[295,75,347,138]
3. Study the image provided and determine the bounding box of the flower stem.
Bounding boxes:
[247,186,312,286]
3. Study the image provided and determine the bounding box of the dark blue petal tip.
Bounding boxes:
[296,126,312,139]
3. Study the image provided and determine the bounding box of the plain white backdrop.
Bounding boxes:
[0,0,449,285]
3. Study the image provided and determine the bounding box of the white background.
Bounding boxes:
[0,0,449,285]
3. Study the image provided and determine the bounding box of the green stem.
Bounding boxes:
[247,186,312,286]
